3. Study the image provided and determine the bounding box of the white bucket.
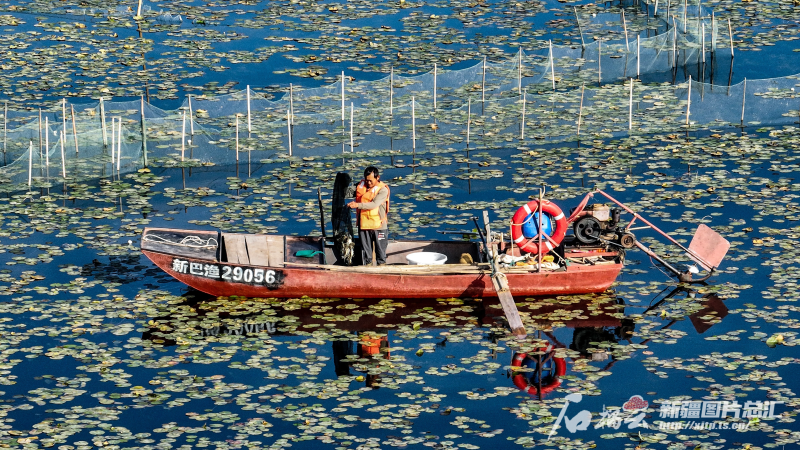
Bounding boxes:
[406,252,448,265]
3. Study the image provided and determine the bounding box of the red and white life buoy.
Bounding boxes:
[511,348,567,395]
[510,200,568,255]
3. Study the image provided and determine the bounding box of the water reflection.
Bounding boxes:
[142,286,728,399]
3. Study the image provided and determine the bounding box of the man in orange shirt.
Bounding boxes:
[348,166,390,266]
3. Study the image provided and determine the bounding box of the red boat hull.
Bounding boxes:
[142,250,622,299]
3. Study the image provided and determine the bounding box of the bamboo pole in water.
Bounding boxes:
[28,141,32,188]
[289,83,294,126]
[111,117,115,166]
[38,109,43,158]
[99,97,107,146]
[550,40,556,90]
[389,67,394,115]
[3,102,6,163]
[466,98,471,146]
[60,130,66,178]
[701,23,706,63]
[622,10,629,51]
[341,71,345,122]
[686,75,692,127]
[517,48,522,94]
[521,92,526,140]
[45,117,49,168]
[181,110,186,161]
[287,110,292,156]
[235,114,239,162]
[629,78,634,131]
[246,85,251,133]
[433,63,437,110]
[187,95,194,135]
[637,35,641,78]
[598,39,602,84]
[141,96,147,167]
[481,57,486,104]
[741,78,747,126]
[71,105,78,154]
[574,7,585,48]
[117,117,121,172]
[350,103,354,153]
[411,96,416,155]
[577,83,585,135]
[728,18,734,58]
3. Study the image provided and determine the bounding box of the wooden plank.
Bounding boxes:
[265,235,284,267]
[224,234,248,265]
[283,261,490,274]
[245,235,270,266]
[492,273,526,338]
[483,210,526,339]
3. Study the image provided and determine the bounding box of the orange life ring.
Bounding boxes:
[511,347,567,395]
[510,200,568,255]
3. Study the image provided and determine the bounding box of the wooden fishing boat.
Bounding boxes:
[140,227,624,299]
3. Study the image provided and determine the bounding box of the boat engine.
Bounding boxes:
[570,204,636,248]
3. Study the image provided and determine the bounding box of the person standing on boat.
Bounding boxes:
[348,166,390,265]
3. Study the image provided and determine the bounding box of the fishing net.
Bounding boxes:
[2,0,796,192]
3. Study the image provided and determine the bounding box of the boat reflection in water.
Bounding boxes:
[510,286,728,399]
[142,286,727,395]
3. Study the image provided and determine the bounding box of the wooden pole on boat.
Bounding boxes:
[537,188,543,273]
[317,187,327,240]
[60,130,66,178]
[71,105,78,154]
[480,211,525,338]
[577,83,585,135]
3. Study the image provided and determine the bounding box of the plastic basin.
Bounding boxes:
[406,252,448,265]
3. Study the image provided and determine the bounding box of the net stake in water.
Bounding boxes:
[287,109,293,156]
[728,18,734,58]
[117,116,122,172]
[629,78,634,131]
[350,102,354,153]
[99,97,107,146]
[622,10,629,51]
[549,40,556,90]
[412,96,416,155]
[433,63,437,110]
[246,85,252,133]
[141,96,148,167]
[575,7,585,49]
[577,83,585,135]
[686,75,692,128]
[60,130,66,178]
[71,105,78,154]
[741,78,747,126]
[466,98,471,146]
